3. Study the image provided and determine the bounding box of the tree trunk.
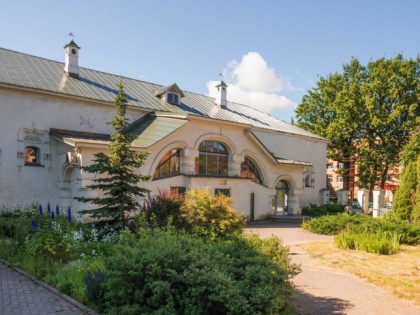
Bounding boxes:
[380,165,389,189]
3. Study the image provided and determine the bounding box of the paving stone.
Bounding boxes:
[0,262,94,315]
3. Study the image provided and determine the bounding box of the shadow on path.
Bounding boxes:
[293,289,353,315]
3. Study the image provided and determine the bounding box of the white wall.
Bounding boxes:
[252,129,328,207]
[0,87,327,218]
[0,88,145,207]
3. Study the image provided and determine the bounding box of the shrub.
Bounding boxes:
[96,229,299,315]
[302,213,420,254]
[301,213,363,235]
[180,187,246,238]
[0,205,36,249]
[301,203,344,218]
[141,187,246,239]
[140,189,186,229]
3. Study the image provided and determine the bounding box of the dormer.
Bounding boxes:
[155,83,185,105]
[64,40,81,78]
[215,81,227,108]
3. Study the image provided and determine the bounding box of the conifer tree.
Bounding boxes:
[392,161,417,220]
[393,128,420,221]
[75,81,149,228]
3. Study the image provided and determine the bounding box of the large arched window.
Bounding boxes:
[197,141,228,176]
[154,149,180,179]
[241,157,263,184]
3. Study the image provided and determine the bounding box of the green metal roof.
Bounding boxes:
[127,114,188,148]
[50,114,187,149]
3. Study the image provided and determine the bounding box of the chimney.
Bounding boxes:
[215,81,227,108]
[64,40,81,77]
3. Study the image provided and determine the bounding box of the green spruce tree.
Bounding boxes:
[76,81,149,229]
[412,155,420,222]
[393,128,420,221]
[393,161,417,220]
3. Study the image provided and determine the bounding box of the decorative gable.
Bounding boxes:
[155,83,185,105]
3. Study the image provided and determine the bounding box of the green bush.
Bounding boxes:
[0,205,36,249]
[302,213,420,254]
[140,189,186,229]
[180,187,246,239]
[96,229,299,315]
[301,203,344,218]
[301,213,364,235]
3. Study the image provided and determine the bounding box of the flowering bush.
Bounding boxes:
[141,188,246,239]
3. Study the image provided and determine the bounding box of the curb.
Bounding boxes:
[0,259,99,315]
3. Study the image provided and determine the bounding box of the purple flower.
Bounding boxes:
[38,204,43,216]
[55,205,60,216]
[31,220,37,230]
[47,202,51,213]
[51,211,55,220]
[67,207,72,223]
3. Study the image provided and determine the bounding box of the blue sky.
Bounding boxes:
[1,0,419,121]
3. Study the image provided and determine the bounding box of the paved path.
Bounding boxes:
[0,261,93,315]
[245,222,420,315]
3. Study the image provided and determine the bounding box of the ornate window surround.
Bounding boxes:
[17,127,50,169]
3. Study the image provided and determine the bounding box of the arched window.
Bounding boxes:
[197,141,228,176]
[25,146,40,165]
[241,157,263,184]
[154,149,180,179]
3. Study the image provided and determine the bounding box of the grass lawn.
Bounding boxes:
[300,241,420,305]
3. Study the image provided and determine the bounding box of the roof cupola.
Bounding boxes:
[64,40,81,77]
[215,81,227,108]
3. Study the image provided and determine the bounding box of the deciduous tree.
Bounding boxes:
[296,55,420,192]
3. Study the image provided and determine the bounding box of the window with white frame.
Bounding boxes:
[166,93,180,105]
[197,141,228,176]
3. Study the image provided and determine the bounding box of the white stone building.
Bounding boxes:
[0,41,328,221]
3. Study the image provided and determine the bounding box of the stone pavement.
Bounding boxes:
[245,222,420,315]
[0,260,95,315]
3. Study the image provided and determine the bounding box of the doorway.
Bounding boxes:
[274,180,289,214]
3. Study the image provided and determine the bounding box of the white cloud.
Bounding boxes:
[207,52,296,114]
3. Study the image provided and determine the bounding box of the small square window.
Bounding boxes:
[215,188,230,197]
[167,93,179,105]
[171,186,186,194]
[24,146,41,166]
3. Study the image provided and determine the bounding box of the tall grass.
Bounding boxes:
[335,228,401,255]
